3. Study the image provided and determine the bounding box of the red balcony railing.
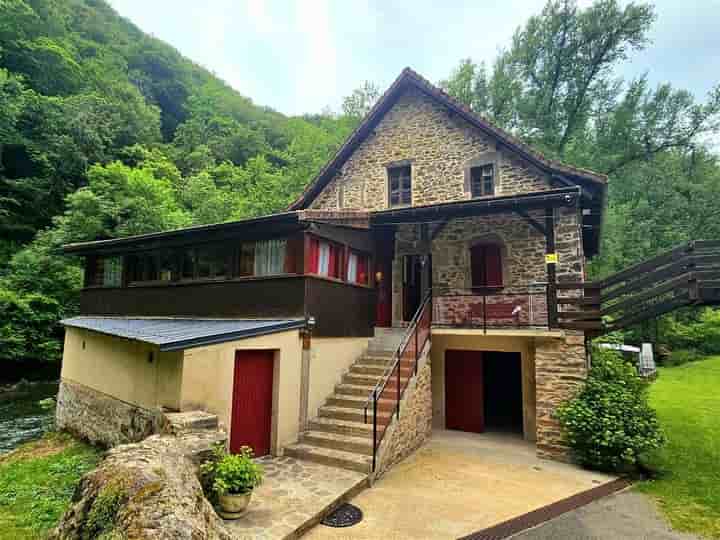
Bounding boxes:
[432,287,549,330]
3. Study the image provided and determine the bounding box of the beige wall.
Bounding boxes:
[180,330,302,454]
[307,337,369,419]
[429,332,536,441]
[61,327,183,410]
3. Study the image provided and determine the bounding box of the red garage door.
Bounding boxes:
[230,350,274,456]
[445,349,485,433]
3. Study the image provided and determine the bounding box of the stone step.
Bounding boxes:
[350,363,415,376]
[326,394,397,411]
[342,372,385,386]
[335,382,378,397]
[283,443,372,474]
[162,411,219,434]
[319,405,393,424]
[307,417,374,438]
[299,431,373,455]
[359,355,397,365]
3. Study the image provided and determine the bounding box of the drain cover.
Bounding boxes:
[321,503,363,527]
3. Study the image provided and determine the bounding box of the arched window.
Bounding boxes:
[470,244,503,289]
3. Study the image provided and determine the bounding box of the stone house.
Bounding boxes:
[57,68,607,475]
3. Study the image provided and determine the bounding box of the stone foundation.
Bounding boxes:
[534,332,588,461]
[374,349,433,479]
[56,379,161,447]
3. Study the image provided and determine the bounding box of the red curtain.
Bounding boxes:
[357,255,368,284]
[308,238,319,273]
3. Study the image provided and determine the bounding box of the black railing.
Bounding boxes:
[432,287,548,331]
[363,292,432,472]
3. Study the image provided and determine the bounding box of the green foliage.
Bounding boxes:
[200,444,263,496]
[665,349,702,367]
[0,432,102,539]
[557,347,665,472]
[85,481,127,540]
[443,0,720,350]
[0,288,63,362]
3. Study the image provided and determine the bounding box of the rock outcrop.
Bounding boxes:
[50,430,230,540]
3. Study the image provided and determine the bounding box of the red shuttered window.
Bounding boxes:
[347,251,370,285]
[309,237,343,280]
[470,244,503,289]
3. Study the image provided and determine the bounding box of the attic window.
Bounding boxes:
[388,165,411,207]
[471,164,495,197]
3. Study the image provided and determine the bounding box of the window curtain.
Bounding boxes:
[102,257,122,287]
[347,252,358,282]
[317,241,330,276]
[254,239,287,276]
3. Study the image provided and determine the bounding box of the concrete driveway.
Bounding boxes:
[303,430,615,540]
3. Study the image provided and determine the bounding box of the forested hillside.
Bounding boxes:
[0,0,363,373]
[1,0,719,373]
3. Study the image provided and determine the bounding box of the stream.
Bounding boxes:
[0,381,59,454]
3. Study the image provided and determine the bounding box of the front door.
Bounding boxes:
[445,349,485,433]
[403,255,428,321]
[231,350,274,456]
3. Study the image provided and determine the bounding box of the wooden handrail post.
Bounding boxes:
[545,207,558,328]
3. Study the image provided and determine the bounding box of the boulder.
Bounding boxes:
[50,431,231,540]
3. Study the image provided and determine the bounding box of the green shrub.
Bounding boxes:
[557,347,665,472]
[666,348,702,366]
[200,444,263,496]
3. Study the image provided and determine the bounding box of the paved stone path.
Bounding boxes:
[511,491,700,540]
[223,455,367,540]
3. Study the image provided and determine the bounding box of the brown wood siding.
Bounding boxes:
[79,275,377,337]
[305,277,376,337]
[80,277,307,319]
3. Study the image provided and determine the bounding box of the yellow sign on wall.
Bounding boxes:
[545,253,559,264]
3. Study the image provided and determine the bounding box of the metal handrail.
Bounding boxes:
[363,291,432,472]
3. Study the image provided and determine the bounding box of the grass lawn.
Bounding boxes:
[637,356,720,539]
[0,432,102,540]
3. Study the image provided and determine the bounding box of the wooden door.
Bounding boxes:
[445,350,485,433]
[403,255,423,321]
[230,350,274,456]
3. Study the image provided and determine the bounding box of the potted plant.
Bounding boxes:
[201,444,263,519]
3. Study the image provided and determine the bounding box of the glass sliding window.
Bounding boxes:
[254,239,287,276]
[181,250,195,280]
[309,238,343,279]
[239,243,255,276]
[102,257,122,287]
[347,251,369,285]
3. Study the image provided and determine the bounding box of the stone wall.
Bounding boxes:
[373,350,432,479]
[390,209,583,325]
[56,379,161,447]
[534,332,588,461]
[310,86,553,211]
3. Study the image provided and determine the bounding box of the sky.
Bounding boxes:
[107,0,720,117]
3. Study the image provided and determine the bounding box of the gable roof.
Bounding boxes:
[288,67,607,211]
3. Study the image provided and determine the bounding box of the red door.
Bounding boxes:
[230,350,274,456]
[445,350,485,433]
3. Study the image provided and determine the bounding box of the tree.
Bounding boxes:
[341,81,380,120]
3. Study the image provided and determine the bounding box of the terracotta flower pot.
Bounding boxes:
[218,491,252,519]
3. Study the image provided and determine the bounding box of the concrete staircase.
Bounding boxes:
[284,328,406,473]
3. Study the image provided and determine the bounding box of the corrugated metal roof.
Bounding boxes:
[61,317,306,351]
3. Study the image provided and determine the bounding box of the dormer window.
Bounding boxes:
[388,165,412,207]
[471,164,495,197]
